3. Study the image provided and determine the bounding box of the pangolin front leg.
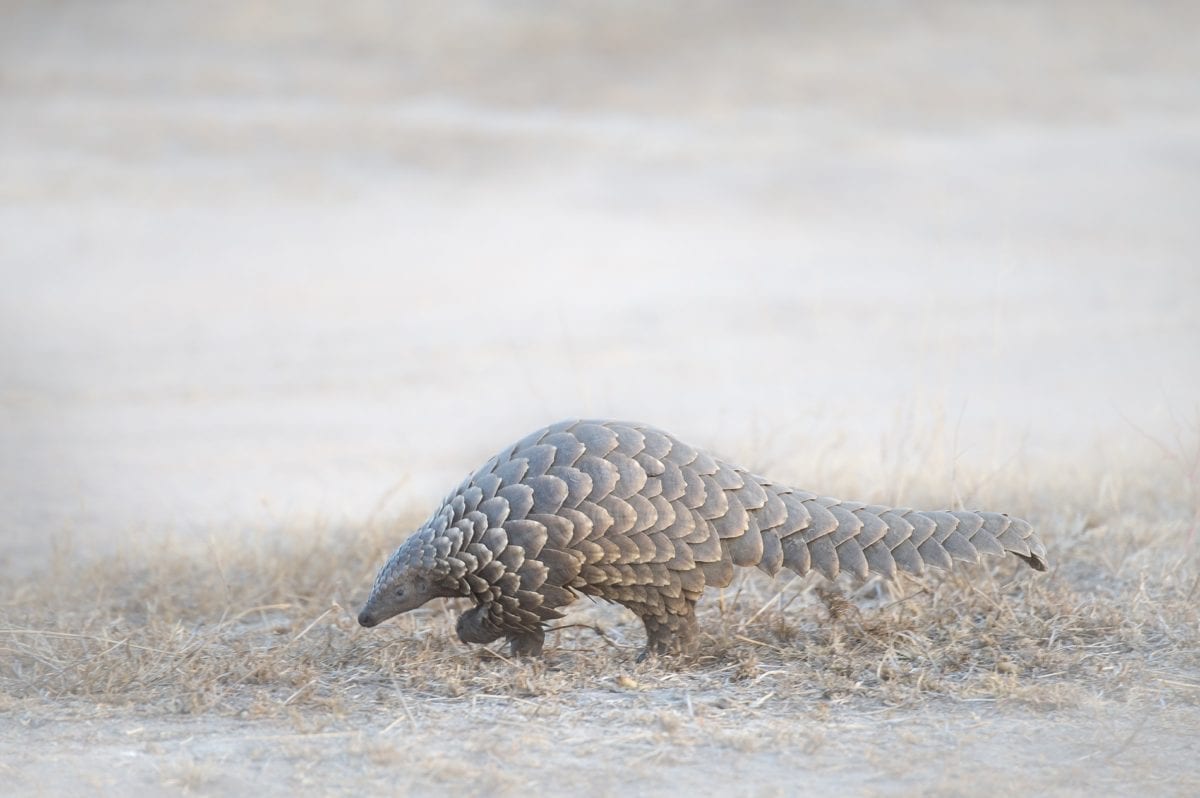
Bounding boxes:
[456,604,545,656]
[507,629,546,657]
[456,604,503,646]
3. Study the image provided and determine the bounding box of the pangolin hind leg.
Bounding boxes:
[638,602,700,660]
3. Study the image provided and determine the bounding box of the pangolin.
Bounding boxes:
[358,419,1047,658]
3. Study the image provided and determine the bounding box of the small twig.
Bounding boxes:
[473,693,543,708]
[285,607,337,648]
[1078,713,1151,763]
[0,629,177,656]
[235,731,360,742]
[478,646,517,666]
[739,575,800,630]
[380,692,418,734]
[629,745,669,767]
[206,534,233,604]
[546,623,637,650]
[879,588,930,613]
[733,634,786,653]
[750,691,775,708]
[227,604,296,623]
[282,677,318,706]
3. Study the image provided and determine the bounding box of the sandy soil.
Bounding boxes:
[2,1,1199,795]
[5,701,1199,796]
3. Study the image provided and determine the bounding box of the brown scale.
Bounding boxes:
[358,419,1048,659]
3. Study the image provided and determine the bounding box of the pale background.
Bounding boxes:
[2,0,1198,573]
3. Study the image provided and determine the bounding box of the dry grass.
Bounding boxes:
[2,439,1197,733]
[3,429,1200,795]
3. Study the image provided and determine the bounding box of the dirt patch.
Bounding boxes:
[4,701,1198,796]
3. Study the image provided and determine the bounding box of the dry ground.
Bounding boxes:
[3,2,1199,795]
[3,439,1198,796]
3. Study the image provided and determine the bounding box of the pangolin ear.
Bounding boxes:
[424,573,458,599]
[409,573,431,597]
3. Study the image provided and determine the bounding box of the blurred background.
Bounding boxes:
[2,1,1198,572]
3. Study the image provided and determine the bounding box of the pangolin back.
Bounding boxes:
[358,419,1047,657]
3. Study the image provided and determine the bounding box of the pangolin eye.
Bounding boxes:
[395,587,406,597]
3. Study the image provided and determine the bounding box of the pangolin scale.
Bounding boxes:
[358,419,1047,657]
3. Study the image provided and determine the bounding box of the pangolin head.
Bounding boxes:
[357,526,460,628]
